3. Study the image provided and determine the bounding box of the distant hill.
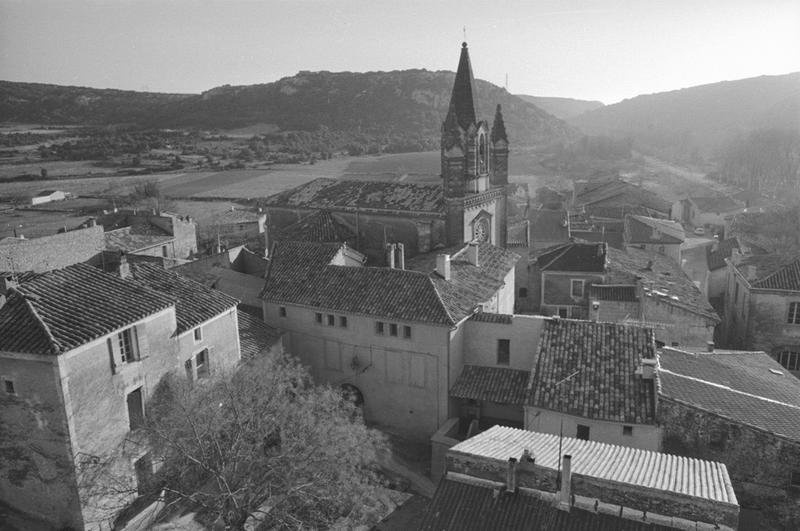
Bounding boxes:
[568,72,800,159]
[516,95,604,119]
[0,71,575,147]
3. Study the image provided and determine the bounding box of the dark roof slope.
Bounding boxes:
[263,178,444,213]
[535,242,607,272]
[275,210,354,243]
[0,263,174,355]
[527,319,657,424]
[588,284,638,302]
[625,215,684,245]
[690,195,743,213]
[751,257,800,291]
[530,208,569,242]
[130,263,238,334]
[448,42,478,130]
[420,478,675,531]
[705,238,740,271]
[237,310,282,360]
[450,365,530,405]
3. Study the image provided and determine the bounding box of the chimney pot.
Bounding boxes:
[467,241,479,267]
[436,254,451,280]
[386,243,396,269]
[118,253,131,279]
[558,454,572,510]
[396,243,405,270]
[706,341,714,353]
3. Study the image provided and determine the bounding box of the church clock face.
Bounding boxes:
[473,217,490,242]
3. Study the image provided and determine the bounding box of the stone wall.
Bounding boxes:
[659,398,800,531]
[0,225,105,273]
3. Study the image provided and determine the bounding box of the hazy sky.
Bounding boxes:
[1,0,798,104]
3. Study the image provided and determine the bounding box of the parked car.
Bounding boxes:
[694,227,705,235]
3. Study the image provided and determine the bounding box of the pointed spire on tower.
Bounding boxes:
[491,104,508,143]
[448,42,478,131]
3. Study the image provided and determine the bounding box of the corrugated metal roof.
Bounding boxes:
[450,426,737,505]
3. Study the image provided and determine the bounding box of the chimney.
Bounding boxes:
[505,457,518,493]
[386,243,396,269]
[706,341,715,353]
[558,454,572,510]
[88,217,97,227]
[396,243,405,270]
[589,300,600,322]
[644,260,653,271]
[118,253,131,279]
[436,254,451,280]
[640,358,657,380]
[466,242,479,267]
[264,225,270,258]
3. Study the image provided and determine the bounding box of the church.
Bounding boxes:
[262,42,510,262]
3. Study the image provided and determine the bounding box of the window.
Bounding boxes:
[316,313,323,324]
[376,321,385,335]
[127,387,145,431]
[279,307,287,318]
[161,245,168,258]
[518,287,528,298]
[403,325,412,339]
[497,339,510,366]
[776,350,800,371]
[118,327,139,363]
[576,424,590,440]
[623,425,633,436]
[789,302,800,324]
[327,314,335,326]
[709,428,727,451]
[570,279,584,298]
[196,349,209,379]
[558,307,569,318]
[193,327,203,342]
[389,323,398,337]
[340,316,348,328]
[3,378,15,395]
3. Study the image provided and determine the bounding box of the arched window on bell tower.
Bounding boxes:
[478,133,488,175]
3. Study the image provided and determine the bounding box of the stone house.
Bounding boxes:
[0,262,240,530]
[657,347,800,530]
[623,214,684,264]
[263,43,511,264]
[671,195,745,232]
[704,237,740,301]
[0,223,106,273]
[722,254,800,377]
[524,319,662,451]
[574,178,671,218]
[212,207,266,247]
[260,239,518,440]
[424,425,739,530]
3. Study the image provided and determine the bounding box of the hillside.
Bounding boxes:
[568,72,800,159]
[516,95,604,119]
[0,71,575,148]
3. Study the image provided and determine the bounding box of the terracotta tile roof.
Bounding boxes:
[0,263,174,355]
[469,312,512,324]
[705,238,740,271]
[129,263,238,334]
[263,178,444,214]
[588,284,638,302]
[262,241,517,325]
[689,195,743,214]
[105,227,174,253]
[237,310,282,360]
[750,257,800,291]
[658,348,800,407]
[275,210,355,243]
[658,370,800,443]
[420,477,677,531]
[450,365,530,405]
[535,242,607,272]
[606,246,719,321]
[624,215,684,245]
[527,319,657,424]
[450,426,737,504]
[530,209,569,243]
[576,179,670,214]
[506,221,529,247]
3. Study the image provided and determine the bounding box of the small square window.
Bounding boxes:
[576,424,590,440]
[376,321,385,335]
[518,287,528,298]
[340,316,348,328]
[193,327,202,341]
[403,325,412,339]
[571,279,584,298]
[623,425,633,436]
[389,323,398,337]
[497,339,510,366]
[709,428,727,451]
[558,308,569,318]
[279,307,287,318]
[316,313,323,324]
[3,379,16,395]
[327,314,335,326]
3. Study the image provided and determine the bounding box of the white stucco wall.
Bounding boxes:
[463,314,546,371]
